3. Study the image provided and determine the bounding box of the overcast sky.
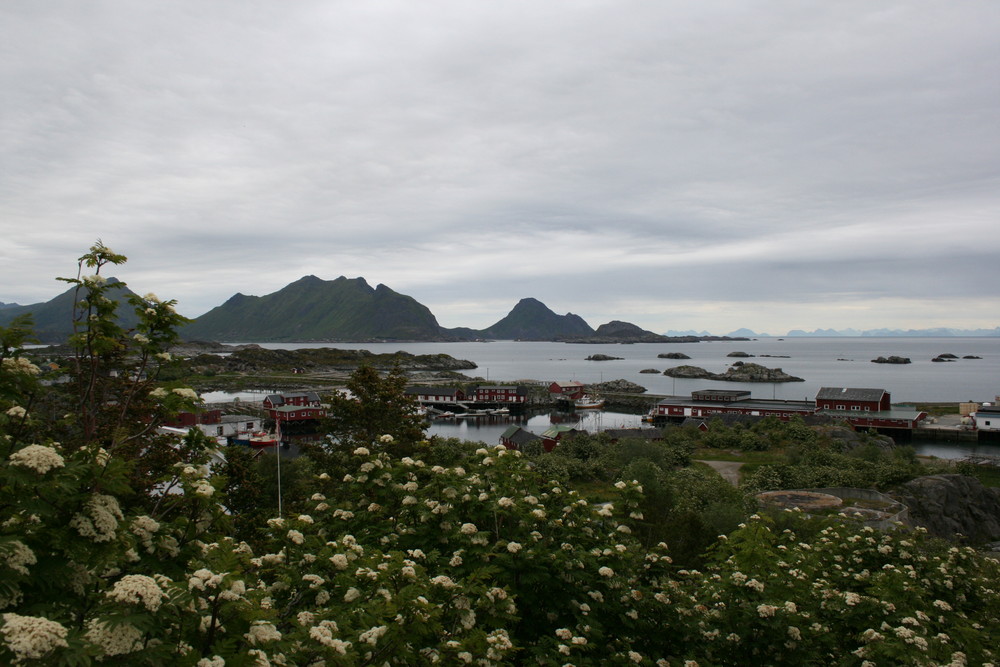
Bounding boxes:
[2,1,998,335]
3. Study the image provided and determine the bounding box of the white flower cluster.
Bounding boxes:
[757,604,779,618]
[85,618,144,657]
[9,444,65,474]
[82,274,107,286]
[6,406,27,419]
[2,357,40,376]
[310,621,350,654]
[359,625,388,645]
[69,494,124,542]
[245,621,282,646]
[130,515,161,553]
[189,568,224,591]
[193,480,215,497]
[1,613,69,663]
[1,541,36,577]
[106,574,164,611]
[172,387,200,401]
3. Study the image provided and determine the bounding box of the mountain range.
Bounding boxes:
[0,279,141,343]
[3,275,998,342]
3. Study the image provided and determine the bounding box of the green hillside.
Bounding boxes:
[0,278,140,343]
[181,275,448,342]
[480,297,594,340]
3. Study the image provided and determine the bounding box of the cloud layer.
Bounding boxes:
[3,1,998,334]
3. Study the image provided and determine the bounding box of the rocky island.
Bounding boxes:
[663,362,804,383]
[871,356,912,364]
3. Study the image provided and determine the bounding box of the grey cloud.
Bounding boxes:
[2,1,998,332]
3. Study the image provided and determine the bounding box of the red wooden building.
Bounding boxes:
[470,385,527,404]
[405,387,466,404]
[164,409,222,428]
[499,425,543,450]
[263,392,326,421]
[548,381,586,400]
[540,425,585,452]
[650,387,927,432]
[815,387,891,412]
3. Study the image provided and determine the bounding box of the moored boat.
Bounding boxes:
[231,430,278,448]
[575,394,605,409]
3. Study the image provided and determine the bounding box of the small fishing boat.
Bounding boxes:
[574,394,605,409]
[231,431,278,448]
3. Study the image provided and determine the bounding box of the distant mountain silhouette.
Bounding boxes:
[568,320,670,343]
[181,275,447,342]
[9,274,997,344]
[0,279,140,343]
[478,298,595,340]
[746,327,1000,337]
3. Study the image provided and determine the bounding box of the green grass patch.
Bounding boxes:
[572,479,617,503]
[966,466,1000,488]
[906,402,961,417]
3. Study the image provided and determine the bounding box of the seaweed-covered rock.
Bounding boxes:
[657,352,690,359]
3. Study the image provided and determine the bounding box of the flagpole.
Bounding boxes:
[276,416,282,518]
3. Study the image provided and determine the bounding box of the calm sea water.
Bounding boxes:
[211,338,1000,458]
[418,408,1000,460]
[240,337,1000,403]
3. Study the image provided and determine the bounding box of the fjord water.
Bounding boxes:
[251,337,1000,403]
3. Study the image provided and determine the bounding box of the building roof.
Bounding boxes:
[220,414,261,424]
[405,386,462,397]
[476,385,527,394]
[283,391,321,401]
[500,426,542,446]
[271,405,324,414]
[541,425,585,439]
[816,387,887,402]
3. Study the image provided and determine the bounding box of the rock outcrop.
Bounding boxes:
[658,352,691,359]
[662,362,804,383]
[871,356,911,364]
[585,354,623,361]
[893,474,1000,543]
[586,379,647,394]
[663,365,713,379]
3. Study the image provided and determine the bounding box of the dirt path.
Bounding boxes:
[695,460,745,487]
